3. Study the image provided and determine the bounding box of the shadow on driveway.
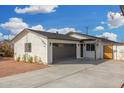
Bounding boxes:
[53,58,109,65]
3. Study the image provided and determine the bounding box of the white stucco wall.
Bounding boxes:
[14,32,48,64]
[113,45,124,60]
[96,42,104,59]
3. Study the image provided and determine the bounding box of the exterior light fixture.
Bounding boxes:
[96,43,99,46]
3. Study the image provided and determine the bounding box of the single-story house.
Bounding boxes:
[12,29,120,64]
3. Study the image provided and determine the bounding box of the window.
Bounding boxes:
[25,43,32,52]
[86,44,95,51]
[86,44,90,51]
[91,44,95,51]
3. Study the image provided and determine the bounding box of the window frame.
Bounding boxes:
[91,44,95,51]
[86,43,95,51]
[25,43,32,52]
[86,44,91,51]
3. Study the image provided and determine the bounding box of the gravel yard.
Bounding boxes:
[0,58,48,78]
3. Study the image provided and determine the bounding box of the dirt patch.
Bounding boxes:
[0,58,48,78]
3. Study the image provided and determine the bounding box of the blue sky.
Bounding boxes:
[0,5,124,41]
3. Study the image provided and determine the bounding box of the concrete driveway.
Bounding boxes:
[0,59,124,88]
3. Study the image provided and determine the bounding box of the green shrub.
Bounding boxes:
[0,42,14,57]
[16,56,20,62]
[28,56,33,63]
[22,54,27,62]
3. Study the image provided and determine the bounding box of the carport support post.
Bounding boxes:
[95,43,96,60]
[48,42,53,64]
[76,43,81,59]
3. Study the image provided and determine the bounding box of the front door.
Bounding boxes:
[80,44,83,57]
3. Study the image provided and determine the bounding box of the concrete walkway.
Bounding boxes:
[0,60,124,88]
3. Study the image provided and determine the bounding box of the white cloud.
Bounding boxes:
[97,32,117,41]
[0,32,3,41]
[47,27,79,34]
[101,21,105,24]
[3,34,15,40]
[94,26,104,31]
[0,17,28,34]
[0,32,15,41]
[15,5,58,14]
[107,11,124,29]
[0,17,79,37]
[0,17,45,34]
[0,32,3,36]
[31,25,45,31]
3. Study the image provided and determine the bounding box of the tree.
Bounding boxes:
[0,40,14,57]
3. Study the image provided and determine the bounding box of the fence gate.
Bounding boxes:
[104,45,113,59]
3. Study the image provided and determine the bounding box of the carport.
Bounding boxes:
[52,43,76,62]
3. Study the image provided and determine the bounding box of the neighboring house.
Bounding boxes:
[12,29,119,64]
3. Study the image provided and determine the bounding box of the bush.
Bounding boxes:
[16,56,20,62]
[22,54,27,62]
[28,56,33,63]
[0,41,14,57]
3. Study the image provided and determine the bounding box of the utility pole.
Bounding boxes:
[85,26,89,35]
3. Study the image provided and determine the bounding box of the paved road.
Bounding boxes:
[0,59,124,88]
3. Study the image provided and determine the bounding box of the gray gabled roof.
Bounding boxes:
[12,29,120,44]
[28,29,79,41]
[66,32,99,39]
[67,32,120,44]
